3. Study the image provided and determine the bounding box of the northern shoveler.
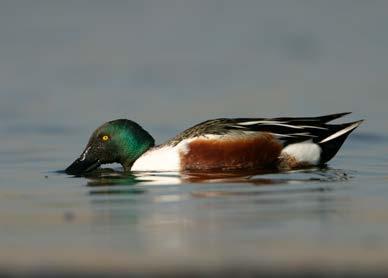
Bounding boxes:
[65,112,363,175]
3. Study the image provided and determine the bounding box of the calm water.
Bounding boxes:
[1,1,388,275]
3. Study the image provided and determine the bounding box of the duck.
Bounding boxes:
[65,112,363,175]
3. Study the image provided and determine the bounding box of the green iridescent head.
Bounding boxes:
[65,119,155,175]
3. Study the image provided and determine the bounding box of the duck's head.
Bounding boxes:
[65,119,154,175]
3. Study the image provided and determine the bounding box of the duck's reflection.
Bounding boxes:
[84,167,351,186]
[85,167,352,256]
[84,166,351,198]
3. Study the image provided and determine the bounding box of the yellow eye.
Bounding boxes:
[101,135,110,141]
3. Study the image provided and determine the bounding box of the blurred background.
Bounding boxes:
[1,1,388,275]
[2,1,385,133]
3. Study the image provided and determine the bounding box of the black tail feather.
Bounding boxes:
[270,112,352,125]
[319,120,363,163]
[311,112,352,123]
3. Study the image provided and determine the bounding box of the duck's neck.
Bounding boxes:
[121,146,154,171]
[117,126,155,171]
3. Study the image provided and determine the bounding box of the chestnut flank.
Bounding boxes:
[180,133,283,170]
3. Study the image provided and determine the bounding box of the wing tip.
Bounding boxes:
[320,119,363,144]
[345,119,364,131]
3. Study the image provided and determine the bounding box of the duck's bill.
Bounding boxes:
[65,157,101,175]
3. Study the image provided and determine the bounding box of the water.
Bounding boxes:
[1,1,388,275]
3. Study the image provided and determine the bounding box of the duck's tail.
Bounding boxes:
[318,120,364,163]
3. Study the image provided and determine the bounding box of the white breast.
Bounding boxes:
[131,142,189,171]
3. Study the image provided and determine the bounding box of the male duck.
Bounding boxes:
[65,112,363,175]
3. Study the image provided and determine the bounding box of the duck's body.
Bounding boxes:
[65,113,363,175]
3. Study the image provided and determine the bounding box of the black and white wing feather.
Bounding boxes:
[167,112,362,164]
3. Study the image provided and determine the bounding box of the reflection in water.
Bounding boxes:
[85,167,351,260]
[84,166,351,198]
[189,186,333,199]
[85,166,350,235]
[85,169,183,187]
[182,167,351,185]
[89,188,146,196]
[85,166,351,186]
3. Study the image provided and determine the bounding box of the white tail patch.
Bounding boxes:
[320,121,362,144]
[280,141,322,165]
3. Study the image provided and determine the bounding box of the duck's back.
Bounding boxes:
[131,113,363,172]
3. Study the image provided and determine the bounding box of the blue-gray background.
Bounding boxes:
[1,1,387,273]
[3,1,384,130]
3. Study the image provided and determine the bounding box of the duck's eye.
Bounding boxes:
[101,135,110,142]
